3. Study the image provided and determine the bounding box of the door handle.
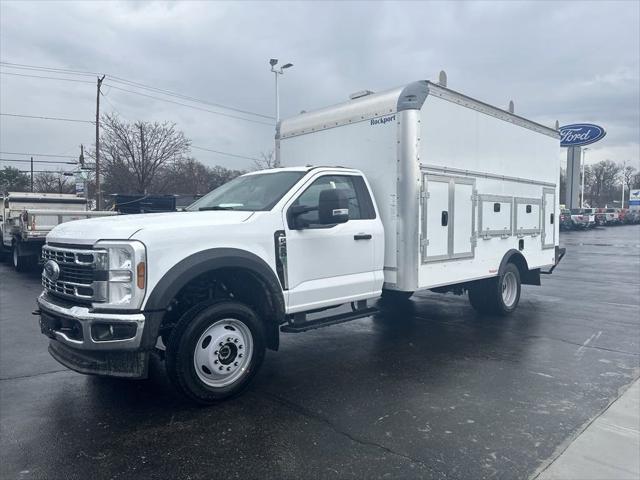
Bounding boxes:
[354,234,372,240]
[441,211,448,226]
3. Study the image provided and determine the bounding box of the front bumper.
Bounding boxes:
[37,293,150,378]
[37,293,146,351]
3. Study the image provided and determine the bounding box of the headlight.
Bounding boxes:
[94,240,146,310]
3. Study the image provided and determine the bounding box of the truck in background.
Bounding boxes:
[35,80,564,404]
[1,192,116,271]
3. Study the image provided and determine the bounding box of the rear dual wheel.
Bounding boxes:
[12,242,37,272]
[468,263,521,316]
[166,301,266,404]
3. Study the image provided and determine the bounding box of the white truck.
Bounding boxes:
[35,80,564,404]
[1,192,116,271]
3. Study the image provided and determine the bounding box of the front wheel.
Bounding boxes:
[165,301,266,404]
[468,263,521,316]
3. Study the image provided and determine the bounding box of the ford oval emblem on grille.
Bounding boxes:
[44,260,60,282]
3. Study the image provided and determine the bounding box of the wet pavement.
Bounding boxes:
[1,226,639,480]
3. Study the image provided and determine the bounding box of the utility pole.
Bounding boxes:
[79,144,87,205]
[30,156,34,192]
[139,123,146,194]
[95,75,105,210]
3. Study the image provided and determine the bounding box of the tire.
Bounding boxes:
[468,263,521,316]
[380,289,413,303]
[12,241,37,272]
[12,242,26,272]
[165,301,266,404]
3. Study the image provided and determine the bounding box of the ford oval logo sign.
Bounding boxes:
[559,123,606,147]
[43,260,60,282]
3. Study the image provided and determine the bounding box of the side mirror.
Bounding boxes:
[318,188,349,225]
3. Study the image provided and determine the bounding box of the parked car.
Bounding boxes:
[582,208,605,226]
[623,209,640,224]
[559,209,573,230]
[602,208,622,225]
[569,208,595,229]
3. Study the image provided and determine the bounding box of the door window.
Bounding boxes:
[289,175,366,227]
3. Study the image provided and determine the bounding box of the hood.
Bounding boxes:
[47,210,255,245]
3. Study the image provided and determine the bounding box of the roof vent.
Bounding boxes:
[438,70,447,87]
[508,100,514,114]
[349,90,374,100]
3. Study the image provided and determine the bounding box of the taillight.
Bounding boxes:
[31,216,36,231]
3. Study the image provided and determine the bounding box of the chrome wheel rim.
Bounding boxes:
[501,271,518,307]
[193,318,253,388]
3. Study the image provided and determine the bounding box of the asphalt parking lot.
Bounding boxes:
[1,226,639,480]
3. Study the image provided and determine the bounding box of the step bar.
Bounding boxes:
[281,307,378,333]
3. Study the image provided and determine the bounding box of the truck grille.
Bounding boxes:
[41,245,106,303]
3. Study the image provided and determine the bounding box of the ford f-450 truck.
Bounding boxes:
[36,80,564,403]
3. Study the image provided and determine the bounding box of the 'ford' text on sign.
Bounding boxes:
[559,123,606,147]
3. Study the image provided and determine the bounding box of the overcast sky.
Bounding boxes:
[1,0,638,174]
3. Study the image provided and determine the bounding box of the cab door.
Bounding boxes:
[283,173,382,313]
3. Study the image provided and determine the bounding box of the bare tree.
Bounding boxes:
[0,166,30,193]
[252,150,278,171]
[162,158,212,195]
[623,165,637,194]
[588,160,622,207]
[208,165,244,190]
[33,172,75,194]
[98,113,191,194]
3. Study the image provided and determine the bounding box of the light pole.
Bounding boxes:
[269,58,293,125]
[621,160,626,209]
[581,147,589,208]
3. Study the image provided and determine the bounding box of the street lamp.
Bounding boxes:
[581,147,589,208]
[269,58,293,124]
[621,160,626,209]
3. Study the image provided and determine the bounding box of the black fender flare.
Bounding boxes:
[141,248,285,349]
[499,249,540,286]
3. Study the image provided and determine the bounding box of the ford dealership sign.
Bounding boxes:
[559,123,606,147]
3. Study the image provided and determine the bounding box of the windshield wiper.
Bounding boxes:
[199,206,234,211]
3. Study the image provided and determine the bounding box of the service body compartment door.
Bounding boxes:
[451,178,475,259]
[542,187,556,249]
[422,174,476,263]
[422,176,449,261]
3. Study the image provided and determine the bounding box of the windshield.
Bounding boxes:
[186,171,305,212]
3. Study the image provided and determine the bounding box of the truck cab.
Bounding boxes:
[37,167,385,403]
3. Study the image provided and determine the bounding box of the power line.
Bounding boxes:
[0,61,98,77]
[105,76,274,120]
[0,151,76,158]
[1,69,274,125]
[0,158,76,164]
[2,61,275,120]
[192,145,261,162]
[103,84,274,126]
[16,170,75,174]
[0,71,95,84]
[0,113,95,124]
